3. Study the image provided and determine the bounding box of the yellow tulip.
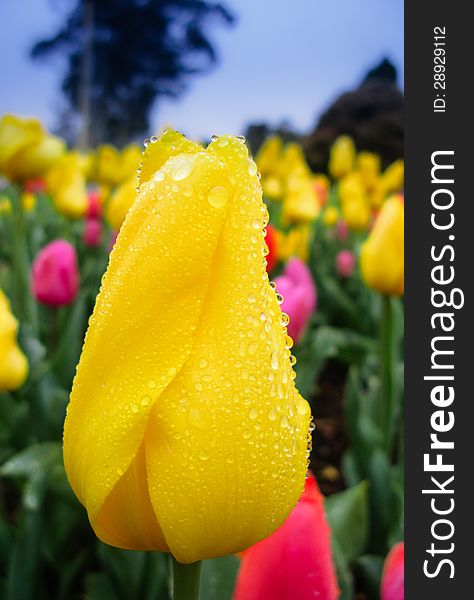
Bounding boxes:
[360,195,404,295]
[63,132,311,564]
[94,144,123,187]
[21,191,36,212]
[276,225,311,262]
[45,154,88,219]
[282,175,320,224]
[262,175,283,200]
[280,143,310,180]
[0,114,65,181]
[357,151,381,191]
[381,159,404,194]
[105,176,137,231]
[0,195,12,214]
[0,290,28,391]
[323,206,339,227]
[342,197,371,232]
[256,136,283,177]
[328,135,356,179]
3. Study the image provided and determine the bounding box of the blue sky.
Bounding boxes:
[0,0,403,140]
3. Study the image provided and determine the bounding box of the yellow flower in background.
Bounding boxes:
[21,191,36,212]
[360,195,404,296]
[282,175,320,224]
[280,143,311,179]
[276,225,311,262]
[262,175,283,200]
[338,172,371,231]
[105,176,137,231]
[256,135,283,177]
[0,195,12,214]
[63,131,311,564]
[0,290,28,392]
[46,154,88,219]
[328,135,356,179]
[341,197,371,231]
[323,206,339,227]
[357,151,381,191]
[93,144,142,187]
[0,114,65,181]
[381,159,404,194]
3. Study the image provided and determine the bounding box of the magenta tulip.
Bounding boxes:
[381,542,404,600]
[234,473,339,600]
[31,240,79,306]
[274,258,316,343]
[336,250,356,278]
[336,220,349,241]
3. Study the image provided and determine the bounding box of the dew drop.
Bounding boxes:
[280,415,289,428]
[199,358,208,368]
[143,138,150,147]
[150,135,158,143]
[141,395,151,407]
[271,351,279,370]
[207,185,229,208]
[248,342,258,355]
[171,156,195,181]
[248,160,258,176]
[199,451,209,461]
[131,404,139,413]
[268,407,277,421]
[276,293,284,304]
[281,312,290,326]
[249,407,258,420]
[289,355,297,366]
[243,430,251,439]
[195,382,203,392]
[297,400,310,416]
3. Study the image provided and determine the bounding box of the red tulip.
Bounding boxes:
[336,250,355,278]
[83,218,102,247]
[31,240,79,307]
[274,258,316,343]
[381,542,404,600]
[265,224,278,273]
[234,473,339,600]
[24,179,45,194]
[86,189,102,219]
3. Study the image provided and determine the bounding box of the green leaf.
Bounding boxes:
[354,554,384,600]
[201,555,239,600]
[325,481,369,563]
[1,442,62,480]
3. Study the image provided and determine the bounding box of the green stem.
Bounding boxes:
[380,294,394,452]
[172,558,202,600]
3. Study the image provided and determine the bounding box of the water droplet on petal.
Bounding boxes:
[207,185,229,208]
[249,407,258,420]
[171,155,195,181]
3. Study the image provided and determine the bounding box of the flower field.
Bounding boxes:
[0,114,404,599]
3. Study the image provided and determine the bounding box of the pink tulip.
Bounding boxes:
[381,542,404,600]
[31,240,79,307]
[336,220,349,241]
[234,473,339,600]
[83,218,102,247]
[274,258,316,343]
[336,250,355,278]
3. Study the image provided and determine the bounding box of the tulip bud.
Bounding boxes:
[31,240,79,306]
[274,258,316,343]
[336,250,355,278]
[335,219,349,241]
[329,135,356,180]
[63,132,311,564]
[234,473,339,600]
[83,218,102,247]
[381,542,404,600]
[0,290,29,391]
[360,195,404,295]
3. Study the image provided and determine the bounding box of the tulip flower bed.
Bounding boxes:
[0,115,404,600]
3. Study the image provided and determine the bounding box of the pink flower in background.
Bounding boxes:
[274,258,316,343]
[336,250,356,278]
[381,542,404,600]
[83,218,102,247]
[31,240,79,307]
[336,220,349,241]
[234,473,339,600]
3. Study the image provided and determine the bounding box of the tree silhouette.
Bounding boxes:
[32,0,235,147]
